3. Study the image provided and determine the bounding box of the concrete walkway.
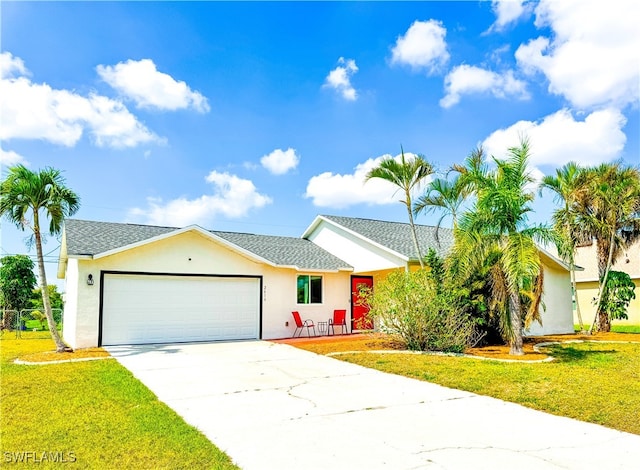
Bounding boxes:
[107,341,640,470]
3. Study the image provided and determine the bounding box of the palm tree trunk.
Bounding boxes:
[570,263,585,333]
[508,291,524,355]
[33,213,71,352]
[590,231,616,334]
[405,195,424,268]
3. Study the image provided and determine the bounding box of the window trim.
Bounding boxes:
[296,274,323,305]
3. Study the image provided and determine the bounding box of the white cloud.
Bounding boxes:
[260,148,300,175]
[0,52,163,148]
[515,0,640,109]
[305,152,430,208]
[323,57,358,101]
[390,20,449,74]
[488,0,530,32]
[481,108,627,166]
[0,51,28,78]
[440,64,529,108]
[0,147,26,166]
[97,58,210,112]
[128,171,272,226]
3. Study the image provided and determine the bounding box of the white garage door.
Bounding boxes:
[101,274,260,346]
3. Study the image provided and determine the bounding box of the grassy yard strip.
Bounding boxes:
[611,325,640,334]
[283,333,640,435]
[1,338,238,469]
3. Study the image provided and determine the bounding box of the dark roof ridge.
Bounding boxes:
[320,214,450,231]
[66,218,180,231]
[66,218,296,239]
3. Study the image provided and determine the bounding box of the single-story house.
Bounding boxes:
[58,215,575,349]
[573,239,640,326]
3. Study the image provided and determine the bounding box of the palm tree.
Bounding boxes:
[413,174,467,246]
[575,162,640,332]
[365,148,435,268]
[539,162,588,333]
[0,165,80,352]
[450,139,557,355]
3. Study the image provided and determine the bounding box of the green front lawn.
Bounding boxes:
[574,324,640,334]
[611,324,640,333]
[0,337,238,469]
[334,340,640,435]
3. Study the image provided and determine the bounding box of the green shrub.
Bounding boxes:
[361,269,478,353]
[599,271,636,321]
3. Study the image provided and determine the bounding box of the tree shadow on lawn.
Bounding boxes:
[542,344,619,363]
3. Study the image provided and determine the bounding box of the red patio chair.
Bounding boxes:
[292,311,316,338]
[328,309,348,335]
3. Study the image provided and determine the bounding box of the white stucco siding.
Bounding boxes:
[62,258,80,349]
[261,267,351,338]
[525,262,574,336]
[307,222,405,273]
[95,230,263,275]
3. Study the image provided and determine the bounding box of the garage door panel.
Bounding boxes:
[102,274,260,345]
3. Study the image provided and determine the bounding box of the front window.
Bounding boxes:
[297,275,322,304]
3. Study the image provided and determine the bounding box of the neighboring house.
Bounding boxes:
[58,215,575,349]
[303,215,575,337]
[573,239,640,326]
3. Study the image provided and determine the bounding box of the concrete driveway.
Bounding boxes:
[107,340,640,470]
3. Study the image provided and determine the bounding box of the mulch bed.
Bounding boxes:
[17,348,110,364]
[276,331,640,361]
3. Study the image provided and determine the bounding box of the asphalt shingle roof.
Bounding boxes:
[63,219,351,271]
[65,219,175,256]
[214,231,350,270]
[320,215,454,259]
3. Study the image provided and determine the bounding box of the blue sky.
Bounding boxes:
[1,1,639,287]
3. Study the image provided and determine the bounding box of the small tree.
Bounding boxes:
[0,165,80,352]
[597,271,636,322]
[363,269,477,353]
[0,255,37,313]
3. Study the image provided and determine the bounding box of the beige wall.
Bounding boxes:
[575,279,640,326]
[574,239,639,283]
[574,240,639,326]
[62,230,351,349]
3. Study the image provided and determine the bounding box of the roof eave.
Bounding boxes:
[301,215,326,239]
[538,247,583,272]
[274,263,354,273]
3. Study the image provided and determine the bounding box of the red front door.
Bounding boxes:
[351,276,373,330]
